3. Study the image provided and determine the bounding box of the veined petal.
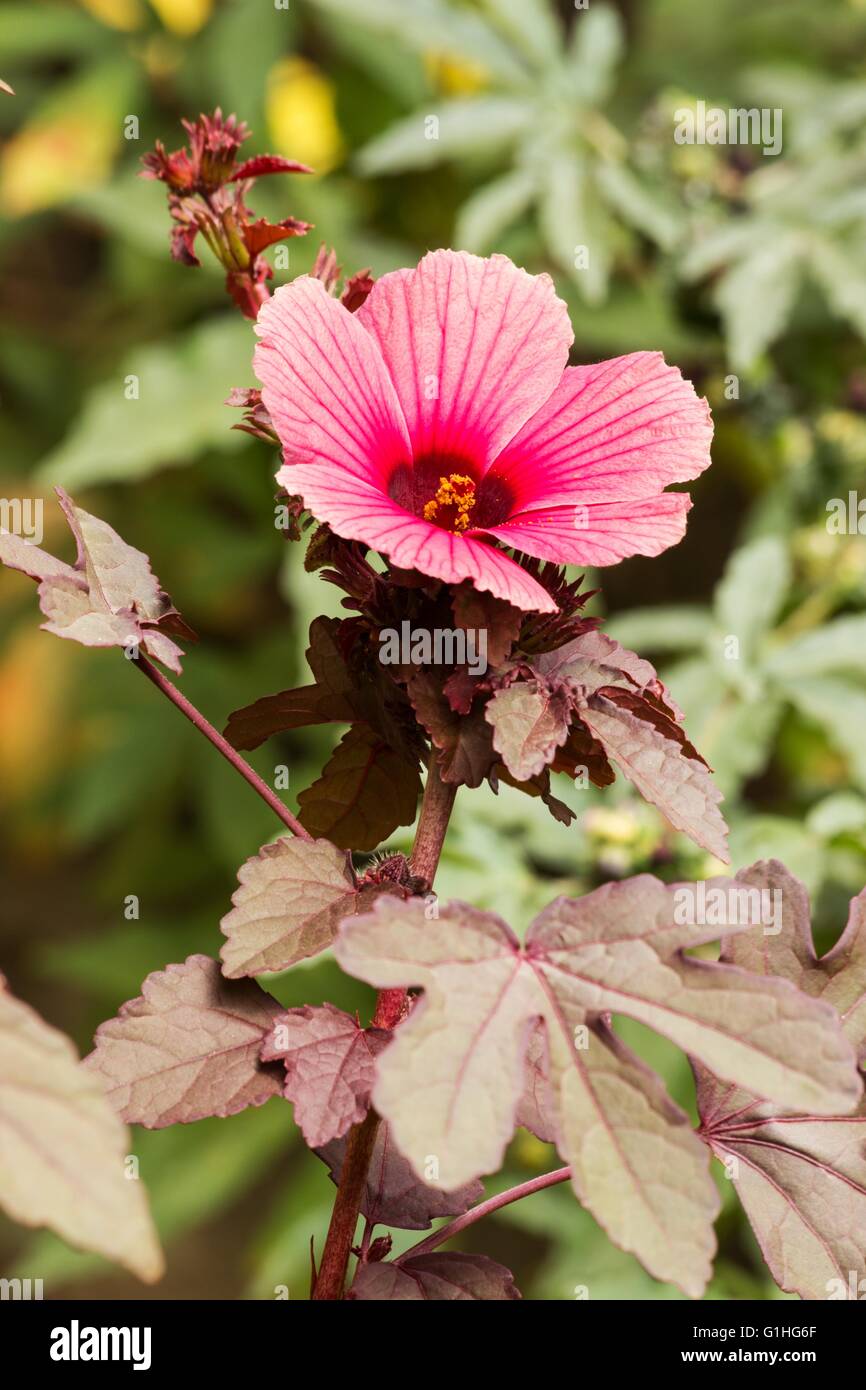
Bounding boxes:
[486,493,692,567]
[489,353,713,512]
[275,462,556,612]
[254,276,411,487]
[357,249,573,468]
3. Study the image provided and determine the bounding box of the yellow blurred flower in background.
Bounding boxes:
[2,116,117,217]
[424,50,489,95]
[0,62,136,217]
[266,57,343,175]
[78,0,145,30]
[148,0,213,36]
[0,627,71,803]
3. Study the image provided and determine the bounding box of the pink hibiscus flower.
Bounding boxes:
[254,250,712,614]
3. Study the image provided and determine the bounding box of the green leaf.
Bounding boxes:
[766,615,866,681]
[315,8,427,107]
[69,171,200,261]
[808,237,866,340]
[700,696,783,801]
[595,160,681,250]
[0,3,107,61]
[356,96,533,175]
[714,237,803,369]
[305,0,528,86]
[38,317,255,488]
[784,676,866,789]
[567,4,624,106]
[728,818,823,893]
[454,167,537,253]
[807,793,866,839]
[714,536,791,661]
[608,605,712,655]
[202,0,299,135]
[539,148,611,302]
[480,0,561,70]
[680,219,763,281]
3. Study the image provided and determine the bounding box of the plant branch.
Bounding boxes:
[397,1167,572,1263]
[409,759,457,886]
[311,1107,380,1300]
[312,760,458,1299]
[134,654,311,840]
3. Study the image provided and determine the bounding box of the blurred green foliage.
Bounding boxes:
[1,0,866,1301]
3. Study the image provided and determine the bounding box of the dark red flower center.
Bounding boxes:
[387,455,514,532]
[423,473,476,531]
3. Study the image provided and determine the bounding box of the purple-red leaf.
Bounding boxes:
[577,690,727,860]
[297,726,421,850]
[225,619,358,749]
[485,680,571,782]
[243,215,311,258]
[317,1122,483,1231]
[84,955,284,1127]
[229,154,313,181]
[487,628,726,856]
[408,672,496,788]
[261,1004,388,1147]
[451,583,523,669]
[695,860,866,1300]
[533,628,670,704]
[220,835,375,977]
[349,1251,520,1300]
[0,488,190,672]
[334,884,861,1295]
[0,977,163,1282]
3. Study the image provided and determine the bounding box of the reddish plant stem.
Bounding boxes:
[135,654,310,840]
[311,1107,381,1300]
[312,760,457,1300]
[409,760,457,886]
[397,1167,572,1264]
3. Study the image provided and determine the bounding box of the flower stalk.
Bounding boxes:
[311,760,457,1300]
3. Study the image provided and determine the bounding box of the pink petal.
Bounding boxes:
[486,493,692,567]
[489,353,713,512]
[275,461,556,612]
[357,250,573,467]
[254,276,411,487]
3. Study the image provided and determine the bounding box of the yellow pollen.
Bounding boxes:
[423,473,476,532]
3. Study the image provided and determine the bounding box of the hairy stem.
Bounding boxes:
[135,654,310,840]
[397,1167,572,1264]
[409,759,457,886]
[312,761,457,1299]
